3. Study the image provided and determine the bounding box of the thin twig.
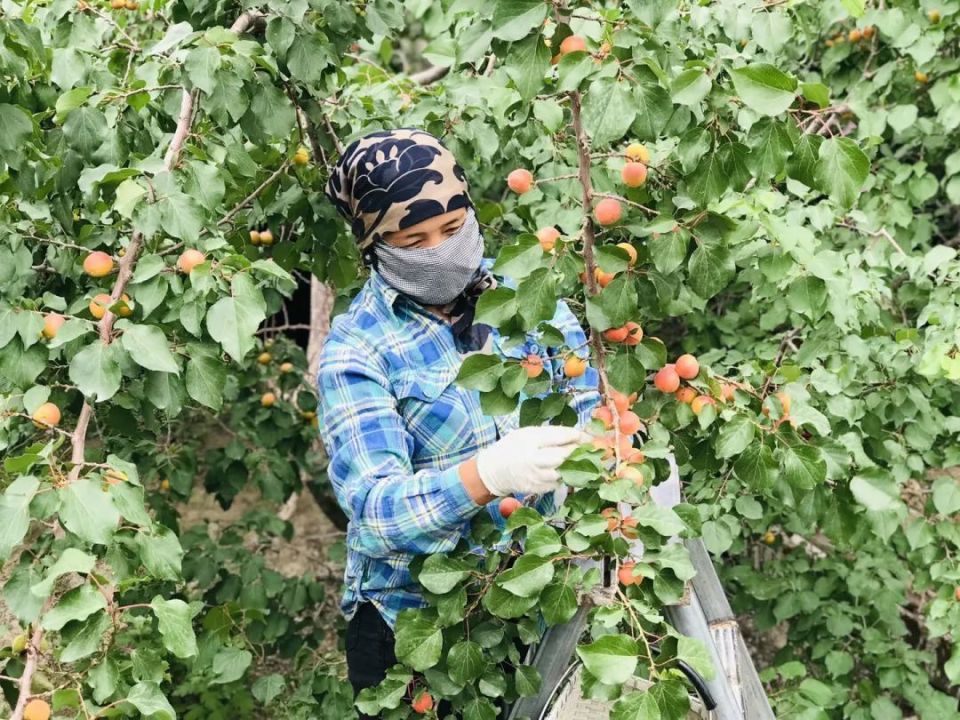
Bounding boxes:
[217,160,292,228]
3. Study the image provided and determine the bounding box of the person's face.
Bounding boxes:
[382,208,467,250]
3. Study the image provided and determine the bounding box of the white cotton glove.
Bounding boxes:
[476,426,591,497]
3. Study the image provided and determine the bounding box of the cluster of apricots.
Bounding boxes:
[108,0,139,9]
[510,142,651,229]
[521,353,588,380]
[249,228,275,246]
[825,24,875,47]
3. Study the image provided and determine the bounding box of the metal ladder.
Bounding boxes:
[506,462,774,720]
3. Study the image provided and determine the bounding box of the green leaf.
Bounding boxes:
[815,137,870,209]
[137,526,184,581]
[687,151,727,206]
[850,474,900,512]
[630,78,674,141]
[31,548,97,598]
[448,640,485,684]
[576,635,638,685]
[457,354,504,392]
[533,99,564,132]
[185,46,221,94]
[585,274,637,332]
[121,324,179,374]
[932,477,960,515]
[394,611,443,671]
[676,636,716,680]
[582,79,637,148]
[524,524,562,557]
[747,119,794,179]
[629,504,686,536]
[63,106,106,159]
[787,276,827,319]
[800,82,830,108]
[840,0,865,17]
[514,665,542,697]
[60,611,111,662]
[185,347,226,411]
[734,444,777,490]
[126,682,176,720]
[780,444,826,491]
[492,0,548,41]
[418,555,472,594]
[517,267,557,331]
[672,68,712,106]
[496,554,554,597]
[59,478,120,545]
[504,33,551,102]
[493,235,543,280]
[252,675,285,705]
[475,287,518,327]
[606,351,648,395]
[540,581,578,625]
[687,241,734,299]
[0,104,34,168]
[716,416,755,459]
[789,133,822,187]
[482,582,539,618]
[68,341,123,402]
[150,596,198,658]
[42,584,106,631]
[0,475,39,559]
[212,647,252,683]
[729,64,798,116]
[206,273,267,363]
[464,697,498,720]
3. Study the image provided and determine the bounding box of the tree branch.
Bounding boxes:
[410,64,450,86]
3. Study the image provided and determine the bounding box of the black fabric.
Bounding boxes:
[447,266,496,351]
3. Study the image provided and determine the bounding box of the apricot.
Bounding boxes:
[624,143,650,163]
[116,293,133,318]
[848,28,862,42]
[862,25,875,38]
[623,321,643,346]
[42,313,65,339]
[603,325,629,343]
[691,395,716,415]
[110,0,125,7]
[564,356,588,378]
[82,251,114,277]
[250,230,261,245]
[609,389,635,416]
[675,386,697,404]
[125,0,138,8]
[928,9,940,23]
[618,560,640,586]
[763,391,791,416]
[537,227,560,252]
[499,497,522,518]
[279,362,294,373]
[621,162,648,188]
[32,402,62,429]
[160,478,171,491]
[522,354,544,378]
[617,242,638,266]
[594,198,622,226]
[675,354,699,380]
[915,70,929,84]
[622,446,645,465]
[620,515,639,539]
[24,699,50,720]
[559,35,587,55]
[259,229,274,246]
[619,410,641,435]
[616,465,644,487]
[293,146,310,165]
[720,383,736,402]
[258,352,272,365]
[763,530,776,545]
[594,267,615,288]
[89,293,112,320]
[177,249,206,274]
[654,365,680,393]
[593,405,614,430]
[412,691,434,714]
[507,168,534,194]
[261,392,276,407]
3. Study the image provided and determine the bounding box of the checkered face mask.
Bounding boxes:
[373,207,484,306]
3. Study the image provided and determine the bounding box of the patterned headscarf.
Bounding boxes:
[325,128,474,256]
[324,128,496,351]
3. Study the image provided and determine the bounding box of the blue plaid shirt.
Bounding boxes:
[316,261,600,629]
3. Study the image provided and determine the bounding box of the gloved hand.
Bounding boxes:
[476,426,591,497]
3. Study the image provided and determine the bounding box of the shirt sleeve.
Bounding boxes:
[317,336,485,559]
[533,299,602,517]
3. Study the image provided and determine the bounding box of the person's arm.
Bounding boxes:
[317,337,487,559]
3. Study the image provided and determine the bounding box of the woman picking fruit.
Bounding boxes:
[318,128,600,717]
